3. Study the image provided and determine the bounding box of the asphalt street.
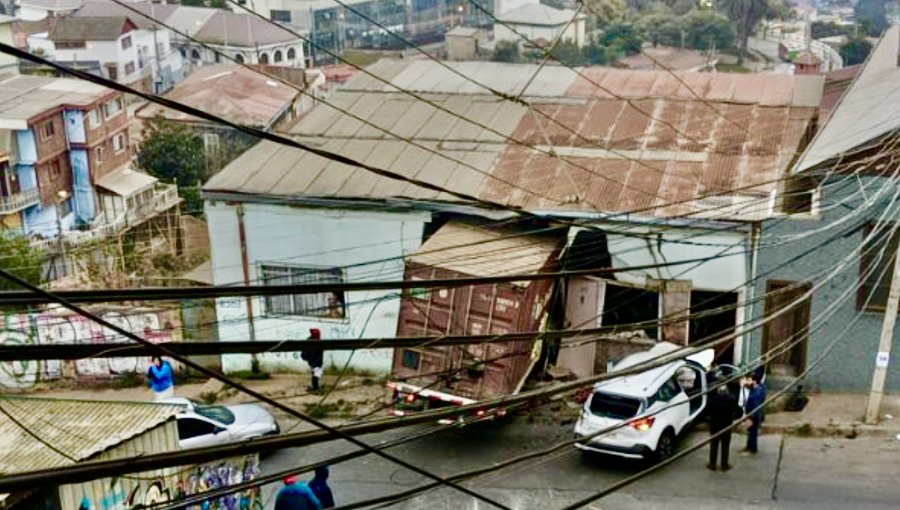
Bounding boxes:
[259,420,900,510]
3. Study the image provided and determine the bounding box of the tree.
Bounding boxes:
[548,40,586,66]
[583,0,627,29]
[717,0,769,62]
[681,9,735,51]
[492,41,522,63]
[137,115,207,215]
[854,0,887,36]
[637,6,683,47]
[599,22,644,54]
[839,37,873,65]
[811,20,855,39]
[0,235,43,291]
[137,116,207,185]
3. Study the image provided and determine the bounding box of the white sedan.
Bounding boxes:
[161,397,280,449]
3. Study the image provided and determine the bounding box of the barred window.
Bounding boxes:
[261,265,346,318]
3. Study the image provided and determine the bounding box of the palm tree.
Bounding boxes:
[717,0,769,63]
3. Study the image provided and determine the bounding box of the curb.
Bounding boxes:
[761,422,900,439]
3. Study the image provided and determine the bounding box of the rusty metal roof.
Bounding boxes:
[137,64,301,128]
[408,221,561,281]
[0,397,180,475]
[204,60,822,221]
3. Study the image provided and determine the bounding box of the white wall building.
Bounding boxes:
[204,201,427,374]
[15,0,81,21]
[0,14,16,73]
[494,3,587,47]
[27,13,184,92]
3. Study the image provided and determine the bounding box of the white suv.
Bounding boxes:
[574,342,715,462]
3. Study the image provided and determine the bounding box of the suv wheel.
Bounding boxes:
[654,430,676,462]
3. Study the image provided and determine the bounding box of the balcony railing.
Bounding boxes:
[31,184,180,251]
[0,188,40,214]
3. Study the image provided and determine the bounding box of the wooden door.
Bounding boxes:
[762,280,811,376]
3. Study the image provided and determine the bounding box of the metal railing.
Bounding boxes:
[30,184,180,251]
[0,188,40,214]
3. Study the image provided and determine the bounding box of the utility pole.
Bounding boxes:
[865,242,900,424]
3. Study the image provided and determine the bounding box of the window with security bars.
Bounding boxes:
[261,265,347,318]
[858,223,900,312]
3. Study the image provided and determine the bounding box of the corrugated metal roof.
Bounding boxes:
[204,60,821,221]
[0,73,111,125]
[795,26,900,173]
[96,167,157,197]
[193,11,299,47]
[408,221,561,280]
[49,15,132,42]
[497,4,584,25]
[137,64,300,128]
[0,397,181,475]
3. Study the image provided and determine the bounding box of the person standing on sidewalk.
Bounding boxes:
[309,466,335,508]
[146,356,174,401]
[741,372,766,455]
[275,475,321,510]
[707,381,742,471]
[301,328,324,392]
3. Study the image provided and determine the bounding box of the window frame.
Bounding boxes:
[87,108,102,129]
[112,133,126,153]
[124,61,136,75]
[103,97,124,119]
[176,417,220,440]
[259,264,348,320]
[40,121,55,141]
[121,35,133,50]
[858,222,900,313]
[94,145,106,164]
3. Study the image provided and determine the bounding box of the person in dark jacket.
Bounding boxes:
[706,380,742,471]
[301,328,324,392]
[741,372,766,455]
[274,475,321,510]
[146,356,175,401]
[309,466,335,508]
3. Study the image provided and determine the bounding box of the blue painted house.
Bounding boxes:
[749,27,900,392]
[0,74,176,248]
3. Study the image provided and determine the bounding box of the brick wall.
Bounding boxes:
[32,114,67,163]
[35,153,73,205]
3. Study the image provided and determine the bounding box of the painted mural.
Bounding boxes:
[0,307,183,388]
[71,456,260,510]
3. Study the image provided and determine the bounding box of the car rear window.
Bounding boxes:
[589,393,641,419]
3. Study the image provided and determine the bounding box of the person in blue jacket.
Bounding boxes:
[275,475,321,510]
[309,466,335,508]
[147,356,175,401]
[741,371,766,455]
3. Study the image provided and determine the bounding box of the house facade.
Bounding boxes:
[203,60,822,375]
[14,0,81,21]
[749,27,900,392]
[26,10,184,93]
[0,74,179,254]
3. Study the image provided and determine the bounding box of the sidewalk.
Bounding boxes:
[763,393,900,438]
[31,373,389,431]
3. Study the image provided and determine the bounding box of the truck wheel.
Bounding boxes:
[653,429,676,463]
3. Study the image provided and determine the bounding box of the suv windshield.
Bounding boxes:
[589,393,642,420]
[195,405,236,425]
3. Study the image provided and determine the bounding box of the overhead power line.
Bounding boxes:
[0,254,741,306]
[0,276,511,509]
[0,328,647,361]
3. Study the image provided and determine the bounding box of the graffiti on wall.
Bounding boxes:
[75,456,260,510]
[0,308,182,388]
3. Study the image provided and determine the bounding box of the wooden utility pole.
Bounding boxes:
[865,244,900,424]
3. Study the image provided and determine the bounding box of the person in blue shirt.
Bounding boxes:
[309,466,335,509]
[741,372,766,455]
[275,476,321,510]
[147,356,175,401]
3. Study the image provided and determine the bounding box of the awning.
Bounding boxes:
[96,167,157,197]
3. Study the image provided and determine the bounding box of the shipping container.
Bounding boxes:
[388,221,563,422]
